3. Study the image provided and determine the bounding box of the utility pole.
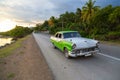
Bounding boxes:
[62,21,63,31]
[59,21,66,31]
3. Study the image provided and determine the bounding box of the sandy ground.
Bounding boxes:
[0,35,53,80]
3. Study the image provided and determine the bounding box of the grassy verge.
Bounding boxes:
[0,35,30,58]
[7,73,15,79]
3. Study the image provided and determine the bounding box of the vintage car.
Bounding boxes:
[50,31,99,58]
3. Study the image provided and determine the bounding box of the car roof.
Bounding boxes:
[58,31,78,34]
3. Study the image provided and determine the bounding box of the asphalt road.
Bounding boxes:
[33,33,120,80]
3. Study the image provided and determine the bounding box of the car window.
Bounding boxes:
[63,32,81,38]
[58,34,62,38]
[55,33,59,38]
[55,33,63,38]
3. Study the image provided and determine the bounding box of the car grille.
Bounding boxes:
[73,47,97,53]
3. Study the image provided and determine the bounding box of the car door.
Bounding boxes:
[57,33,63,50]
[53,33,59,47]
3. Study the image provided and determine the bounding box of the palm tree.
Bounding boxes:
[48,16,56,27]
[75,8,82,23]
[82,0,100,23]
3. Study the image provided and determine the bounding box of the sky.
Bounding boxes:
[0,0,120,32]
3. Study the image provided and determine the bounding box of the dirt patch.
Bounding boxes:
[0,35,53,80]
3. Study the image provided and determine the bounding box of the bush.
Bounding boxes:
[79,30,88,37]
[106,32,120,40]
[94,35,106,40]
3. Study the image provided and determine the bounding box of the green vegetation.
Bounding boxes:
[7,73,15,79]
[0,25,33,38]
[0,0,119,41]
[35,0,120,41]
[0,35,29,58]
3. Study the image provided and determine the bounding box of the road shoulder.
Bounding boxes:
[0,35,53,80]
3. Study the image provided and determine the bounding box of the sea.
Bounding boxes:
[0,38,13,47]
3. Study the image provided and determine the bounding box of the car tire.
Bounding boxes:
[64,48,71,59]
[54,46,57,49]
[52,43,56,49]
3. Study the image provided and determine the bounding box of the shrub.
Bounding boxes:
[94,35,107,40]
[106,32,120,40]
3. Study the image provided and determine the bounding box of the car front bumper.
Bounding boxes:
[68,50,99,57]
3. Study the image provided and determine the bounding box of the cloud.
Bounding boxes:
[0,0,120,27]
[0,0,56,24]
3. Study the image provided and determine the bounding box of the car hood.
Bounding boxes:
[65,37,98,49]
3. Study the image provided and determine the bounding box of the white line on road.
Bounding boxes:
[98,53,120,61]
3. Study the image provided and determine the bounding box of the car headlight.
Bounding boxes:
[72,44,76,49]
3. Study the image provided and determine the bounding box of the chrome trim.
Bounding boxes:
[69,47,99,57]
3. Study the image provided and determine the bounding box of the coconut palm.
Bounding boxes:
[82,0,100,23]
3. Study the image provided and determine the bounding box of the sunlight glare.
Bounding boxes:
[0,19,16,32]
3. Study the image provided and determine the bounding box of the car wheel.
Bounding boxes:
[52,43,56,49]
[54,45,57,49]
[64,48,71,59]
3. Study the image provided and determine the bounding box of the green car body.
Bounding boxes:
[50,31,75,52]
[50,31,99,58]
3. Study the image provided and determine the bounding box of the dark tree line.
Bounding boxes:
[35,0,120,40]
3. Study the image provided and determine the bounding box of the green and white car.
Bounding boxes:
[50,31,99,58]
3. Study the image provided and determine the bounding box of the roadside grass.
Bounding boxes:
[7,73,15,79]
[0,35,30,58]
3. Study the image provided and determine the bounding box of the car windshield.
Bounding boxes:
[63,32,81,38]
